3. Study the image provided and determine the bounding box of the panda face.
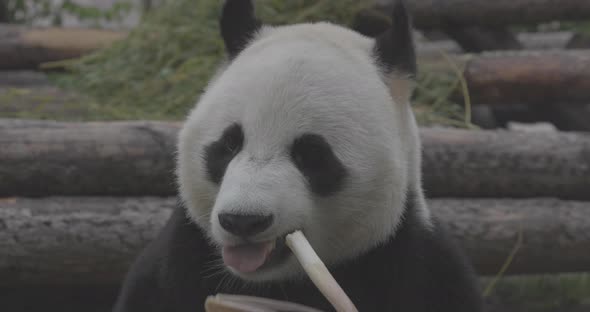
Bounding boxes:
[177,1,418,282]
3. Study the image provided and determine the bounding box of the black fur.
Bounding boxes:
[203,123,244,184]
[113,2,481,311]
[290,134,348,197]
[112,194,483,312]
[373,0,417,77]
[352,9,391,38]
[220,0,261,59]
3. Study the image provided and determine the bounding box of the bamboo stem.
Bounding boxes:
[285,231,358,312]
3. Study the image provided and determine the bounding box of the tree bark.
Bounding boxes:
[459,50,590,105]
[6,50,590,111]
[376,0,590,29]
[415,31,572,58]
[0,197,175,286]
[432,198,590,276]
[1,119,589,199]
[419,50,590,106]
[0,24,126,70]
[1,197,589,285]
[419,127,590,199]
[0,119,180,197]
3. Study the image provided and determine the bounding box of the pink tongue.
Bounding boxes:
[222,241,274,273]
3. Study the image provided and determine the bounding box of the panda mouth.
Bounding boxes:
[221,233,292,274]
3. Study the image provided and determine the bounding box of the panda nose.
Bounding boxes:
[218,213,274,237]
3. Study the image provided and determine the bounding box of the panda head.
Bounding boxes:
[177,0,422,282]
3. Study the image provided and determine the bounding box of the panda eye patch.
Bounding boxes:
[204,123,244,184]
[290,134,347,196]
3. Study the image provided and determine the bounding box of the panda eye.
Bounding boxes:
[204,123,244,184]
[223,133,240,155]
[290,134,347,196]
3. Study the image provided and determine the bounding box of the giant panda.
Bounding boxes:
[113,1,483,311]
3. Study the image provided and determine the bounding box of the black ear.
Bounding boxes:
[220,0,262,59]
[352,9,391,38]
[373,0,416,77]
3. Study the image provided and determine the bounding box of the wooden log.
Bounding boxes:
[433,198,590,276]
[0,119,180,197]
[375,0,590,29]
[419,127,590,199]
[0,1,586,69]
[460,50,590,105]
[418,50,590,108]
[417,31,573,56]
[418,50,590,105]
[416,32,573,59]
[0,197,175,286]
[0,24,126,70]
[1,119,589,199]
[1,196,589,285]
[4,52,590,121]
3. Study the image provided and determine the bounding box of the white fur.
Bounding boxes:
[177,22,430,282]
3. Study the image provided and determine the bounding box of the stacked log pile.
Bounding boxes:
[8,27,590,131]
[1,120,589,286]
[2,1,590,311]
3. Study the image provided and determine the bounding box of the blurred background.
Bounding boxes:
[0,0,589,311]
